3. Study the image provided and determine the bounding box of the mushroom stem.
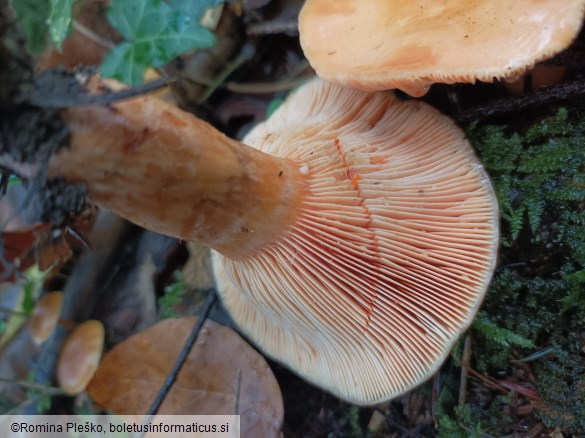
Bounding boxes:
[48,91,305,260]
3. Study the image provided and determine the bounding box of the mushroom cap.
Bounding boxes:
[29,291,64,345]
[57,320,105,395]
[212,78,499,404]
[299,0,585,96]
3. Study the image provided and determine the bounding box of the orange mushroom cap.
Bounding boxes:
[57,320,105,395]
[29,291,64,345]
[213,79,499,404]
[299,0,585,96]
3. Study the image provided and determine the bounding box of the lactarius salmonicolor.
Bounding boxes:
[299,0,585,96]
[41,78,498,404]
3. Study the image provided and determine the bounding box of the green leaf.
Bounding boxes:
[10,0,51,53]
[47,0,75,50]
[101,43,142,85]
[473,312,535,349]
[102,0,218,84]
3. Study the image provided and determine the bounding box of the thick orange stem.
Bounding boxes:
[49,94,305,259]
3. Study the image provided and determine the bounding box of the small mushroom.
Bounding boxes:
[29,291,64,345]
[298,0,585,96]
[24,77,497,404]
[57,320,105,395]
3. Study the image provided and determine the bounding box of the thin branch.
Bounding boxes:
[72,20,116,50]
[27,76,177,109]
[0,306,29,317]
[456,80,585,123]
[146,291,217,416]
[2,387,64,416]
[233,369,241,416]
[458,335,472,407]
[0,376,59,392]
[225,60,311,94]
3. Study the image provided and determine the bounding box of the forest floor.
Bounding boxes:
[1,1,585,437]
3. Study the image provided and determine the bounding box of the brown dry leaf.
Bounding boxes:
[0,221,85,280]
[1,224,51,270]
[87,317,283,437]
[39,0,120,69]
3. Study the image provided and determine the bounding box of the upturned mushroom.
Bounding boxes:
[8,77,498,404]
[299,0,585,96]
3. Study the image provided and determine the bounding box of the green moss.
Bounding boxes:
[158,270,187,319]
[535,336,585,433]
[439,105,585,435]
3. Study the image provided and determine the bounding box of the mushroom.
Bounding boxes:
[298,0,585,96]
[57,319,105,395]
[9,77,498,404]
[29,291,64,345]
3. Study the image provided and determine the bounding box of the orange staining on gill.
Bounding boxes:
[332,137,381,327]
[333,138,350,180]
[369,155,386,165]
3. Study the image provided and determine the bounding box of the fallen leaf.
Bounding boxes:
[87,317,283,437]
[1,224,51,271]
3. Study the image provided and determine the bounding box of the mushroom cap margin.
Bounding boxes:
[299,0,585,96]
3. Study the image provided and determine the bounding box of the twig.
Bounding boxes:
[27,76,177,109]
[463,365,509,395]
[233,369,241,415]
[458,335,472,407]
[225,60,311,95]
[145,291,217,416]
[2,387,63,415]
[456,80,585,123]
[0,376,60,392]
[72,20,116,50]
[196,45,254,104]
[510,347,555,363]
[0,306,29,316]
[246,20,298,36]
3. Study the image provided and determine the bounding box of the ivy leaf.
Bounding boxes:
[47,0,75,50]
[10,0,51,53]
[102,0,218,85]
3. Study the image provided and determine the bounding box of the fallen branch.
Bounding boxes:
[456,80,585,123]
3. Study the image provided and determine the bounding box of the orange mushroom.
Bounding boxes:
[29,291,64,345]
[7,77,498,404]
[56,320,105,395]
[298,0,585,96]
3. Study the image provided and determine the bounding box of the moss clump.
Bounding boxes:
[535,334,585,433]
[437,106,585,435]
